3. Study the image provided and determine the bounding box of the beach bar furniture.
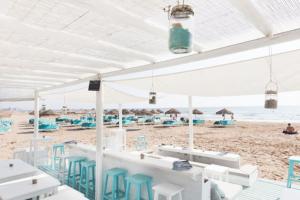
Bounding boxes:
[157,145,240,169]
[205,164,229,182]
[65,143,211,199]
[287,156,300,188]
[0,159,37,184]
[0,171,60,200]
[44,185,88,200]
[67,156,87,189]
[79,160,96,199]
[152,183,183,200]
[102,168,127,200]
[125,173,153,200]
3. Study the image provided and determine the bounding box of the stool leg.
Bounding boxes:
[112,176,117,200]
[136,184,141,200]
[85,168,89,197]
[146,182,153,200]
[153,191,159,200]
[67,161,72,186]
[179,192,183,200]
[102,174,109,200]
[72,162,77,188]
[287,160,294,188]
[125,181,131,200]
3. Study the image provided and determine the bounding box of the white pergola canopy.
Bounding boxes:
[0,0,299,94]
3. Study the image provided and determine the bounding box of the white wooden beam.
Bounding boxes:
[38,27,300,93]
[0,98,34,102]
[0,58,102,74]
[0,14,156,63]
[0,74,70,83]
[103,27,300,78]
[95,0,203,52]
[0,40,126,70]
[0,78,60,85]
[0,68,80,79]
[228,0,273,37]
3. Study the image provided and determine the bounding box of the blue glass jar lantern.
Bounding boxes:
[169,3,194,54]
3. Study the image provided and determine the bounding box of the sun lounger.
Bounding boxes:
[81,122,96,129]
[39,123,59,132]
[213,120,234,127]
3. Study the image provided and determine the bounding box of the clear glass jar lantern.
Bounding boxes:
[169,4,194,54]
[264,81,278,109]
[149,91,157,104]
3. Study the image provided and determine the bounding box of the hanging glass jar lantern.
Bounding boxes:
[149,91,157,104]
[264,47,278,109]
[149,71,157,104]
[167,1,194,54]
[264,81,278,109]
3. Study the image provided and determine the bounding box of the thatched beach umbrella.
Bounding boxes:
[122,109,131,115]
[40,109,56,117]
[216,108,233,115]
[150,109,159,115]
[156,109,164,114]
[193,109,203,115]
[165,108,181,115]
[106,109,119,115]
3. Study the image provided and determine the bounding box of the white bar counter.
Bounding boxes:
[66,143,211,200]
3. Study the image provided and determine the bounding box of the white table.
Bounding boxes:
[44,185,87,200]
[0,159,37,183]
[280,188,300,200]
[0,173,60,200]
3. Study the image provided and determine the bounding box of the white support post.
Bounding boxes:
[188,96,194,151]
[33,90,39,167]
[118,104,123,130]
[95,78,104,200]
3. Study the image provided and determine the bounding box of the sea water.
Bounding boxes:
[166,106,300,123]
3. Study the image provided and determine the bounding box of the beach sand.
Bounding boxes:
[1,112,300,181]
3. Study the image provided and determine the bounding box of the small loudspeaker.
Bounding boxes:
[88,80,101,91]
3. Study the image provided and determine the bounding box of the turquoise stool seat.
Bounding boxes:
[52,144,65,170]
[125,174,153,200]
[102,168,127,200]
[287,156,300,188]
[79,160,96,199]
[67,156,87,189]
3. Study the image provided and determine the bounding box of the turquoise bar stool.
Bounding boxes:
[125,174,153,200]
[79,160,96,199]
[52,144,65,169]
[287,156,300,188]
[102,168,127,200]
[67,156,87,189]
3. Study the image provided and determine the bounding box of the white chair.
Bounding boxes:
[205,164,229,181]
[153,183,183,200]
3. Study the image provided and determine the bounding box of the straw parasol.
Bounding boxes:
[216,108,233,115]
[106,109,119,115]
[136,109,152,116]
[150,109,160,115]
[156,109,164,114]
[122,109,131,115]
[40,109,56,117]
[193,109,203,115]
[165,108,181,115]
